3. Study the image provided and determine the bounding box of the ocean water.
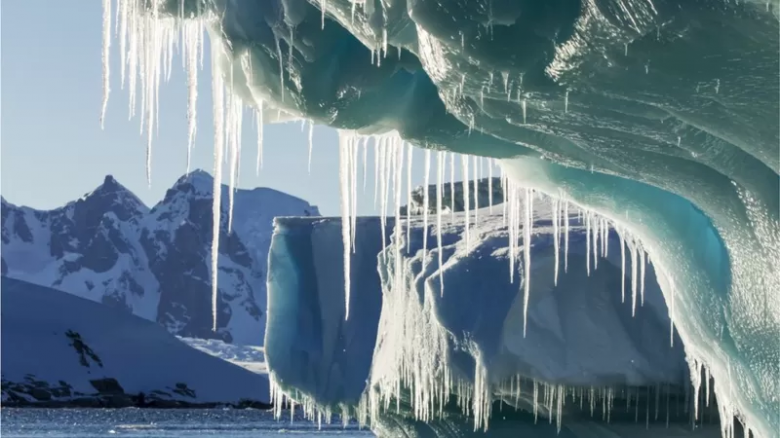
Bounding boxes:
[0,408,375,437]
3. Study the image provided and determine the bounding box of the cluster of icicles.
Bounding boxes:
[100,3,744,437]
[336,130,664,336]
[102,0,660,333]
[268,363,726,434]
[334,130,689,434]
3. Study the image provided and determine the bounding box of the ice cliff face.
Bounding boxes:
[265,207,732,437]
[1,170,318,345]
[100,1,778,436]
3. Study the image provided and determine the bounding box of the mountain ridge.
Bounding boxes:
[1,171,319,345]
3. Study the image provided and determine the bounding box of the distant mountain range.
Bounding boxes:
[1,170,319,345]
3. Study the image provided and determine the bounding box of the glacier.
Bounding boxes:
[99,1,778,437]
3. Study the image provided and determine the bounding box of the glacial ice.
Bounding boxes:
[265,211,734,436]
[101,0,778,436]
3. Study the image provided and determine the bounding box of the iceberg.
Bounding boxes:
[99,1,778,436]
[266,207,727,436]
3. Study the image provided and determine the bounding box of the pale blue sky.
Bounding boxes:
[1,1,454,216]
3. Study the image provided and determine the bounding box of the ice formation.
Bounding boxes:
[101,1,778,437]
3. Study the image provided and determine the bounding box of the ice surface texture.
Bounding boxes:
[102,1,778,436]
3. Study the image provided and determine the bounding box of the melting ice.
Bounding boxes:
[101,1,778,437]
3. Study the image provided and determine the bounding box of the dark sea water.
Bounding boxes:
[0,408,375,437]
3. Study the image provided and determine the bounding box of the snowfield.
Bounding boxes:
[1,277,270,406]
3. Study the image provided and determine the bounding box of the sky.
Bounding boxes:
[0,1,471,217]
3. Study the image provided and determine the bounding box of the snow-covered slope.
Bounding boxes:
[0,276,269,405]
[1,171,318,345]
[178,337,267,375]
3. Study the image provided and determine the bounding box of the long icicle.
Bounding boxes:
[630,239,638,316]
[422,150,431,269]
[620,229,626,303]
[338,131,353,320]
[473,156,479,226]
[523,188,532,337]
[462,155,470,248]
[449,152,455,217]
[553,198,559,286]
[185,21,200,173]
[488,160,493,213]
[101,0,112,129]
[406,142,413,252]
[210,67,225,332]
[437,150,444,295]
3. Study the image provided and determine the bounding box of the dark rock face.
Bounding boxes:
[90,378,124,395]
[1,170,319,344]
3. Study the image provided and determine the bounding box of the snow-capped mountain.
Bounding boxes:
[1,170,319,345]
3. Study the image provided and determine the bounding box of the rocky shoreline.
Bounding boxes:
[1,397,272,410]
[2,376,271,410]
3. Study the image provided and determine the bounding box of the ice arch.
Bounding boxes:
[100,0,778,436]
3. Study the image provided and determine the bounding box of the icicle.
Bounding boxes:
[185,23,201,174]
[669,277,676,347]
[338,131,353,321]
[101,0,112,130]
[533,380,539,423]
[639,249,646,306]
[508,182,516,283]
[556,385,564,433]
[631,240,638,316]
[586,213,591,276]
[320,0,327,29]
[351,137,359,252]
[406,143,412,252]
[620,230,626,303]
[461,155,470,247]
[523,189,532,337]
[488,160,494,213]
[379,138,389,250]
[689,358,703,422]
[307,121,314,173]
[553,199,559,286]
[422,149,431,268]
[210,68,225,332]
[449,153,456,217]
[437,151,444,295]
[472,156,479,225]
[563,200,569,273]
[564,91,569,113]
[393,139,404,294]
[592,215,599,271]
[521,99,527,124]
[226,91,243,234]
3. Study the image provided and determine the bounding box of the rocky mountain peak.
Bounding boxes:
[2,171,319,346]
